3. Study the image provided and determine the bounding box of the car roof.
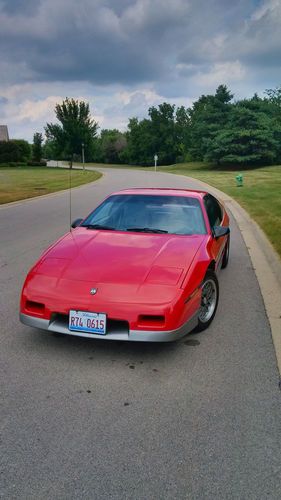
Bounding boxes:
[109,188,208,199]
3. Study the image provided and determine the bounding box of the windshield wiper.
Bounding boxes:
[83,224,116,230]
[126,227,168,234]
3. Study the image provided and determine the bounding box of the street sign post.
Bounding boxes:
[154,154,158,172]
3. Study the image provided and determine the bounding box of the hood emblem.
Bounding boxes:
[90,288,98,295]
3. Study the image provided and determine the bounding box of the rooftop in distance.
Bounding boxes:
[0,125,9,141]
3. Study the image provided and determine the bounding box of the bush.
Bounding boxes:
[27,160,47,166]
[9,162,27,167]
[0,140,31,163]
[175,155,185,163]
[13,140,32,162]
[0,162,27,167]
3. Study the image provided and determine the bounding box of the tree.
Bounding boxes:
[189,84,233,160]
[264,86,281,138]
[264,86,281,107]
[121,117,154,165]
[45,98,98,166]
[97,129,127,163]
[43,138,62,161]
[122,103,187,166]
[32,132,43,162]
[148,103,177,164]
[175,106,191,161]
[205,103,281,165]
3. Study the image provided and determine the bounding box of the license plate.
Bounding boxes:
[69,310,107,335]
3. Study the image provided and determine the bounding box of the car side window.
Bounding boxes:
[204,195,223,228]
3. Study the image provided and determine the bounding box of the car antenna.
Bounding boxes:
[69,154,73,232]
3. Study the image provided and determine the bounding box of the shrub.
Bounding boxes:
[9,162,27,167]
[13,140,32,162]
[0,162,27,167]
[27,160,47,167]
[0,140,31,163]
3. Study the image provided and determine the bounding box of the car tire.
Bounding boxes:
[221,236,230,269]
[195,270,219,332]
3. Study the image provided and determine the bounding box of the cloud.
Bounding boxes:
[240,1,281,69]
[8,96,62,123]
[1,0,281,140]
[0,0,41,15]
[1,0,280,87]
[204,0,281,71]
[0,0,177,85]
[190,61,246,89]
[250,0,280,21]
[0,96,8,105]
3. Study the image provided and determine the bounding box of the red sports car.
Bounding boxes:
[20,188,230,341]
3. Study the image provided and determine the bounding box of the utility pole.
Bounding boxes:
[82,143,85,171]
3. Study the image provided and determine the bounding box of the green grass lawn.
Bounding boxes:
[0,167,102,204]
[159,162,281,258]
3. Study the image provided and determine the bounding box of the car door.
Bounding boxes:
[203,194,226,269]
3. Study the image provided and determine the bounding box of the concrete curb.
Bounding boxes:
[180,175,281,377]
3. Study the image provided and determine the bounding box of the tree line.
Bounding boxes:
[3,84,280,168]
[44,85,281,167]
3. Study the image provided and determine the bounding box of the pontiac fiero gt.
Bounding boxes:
[20,188,230,341]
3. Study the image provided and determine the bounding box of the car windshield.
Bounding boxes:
[82,194,207,235]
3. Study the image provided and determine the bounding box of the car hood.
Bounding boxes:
[37,228,206,286]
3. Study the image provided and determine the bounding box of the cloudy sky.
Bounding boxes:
[0,0,281,141]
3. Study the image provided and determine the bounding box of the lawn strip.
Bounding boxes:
[0,167,102,204]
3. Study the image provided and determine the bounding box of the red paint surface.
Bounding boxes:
[20,189,229,333]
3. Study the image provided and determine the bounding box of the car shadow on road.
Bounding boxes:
[21,325,202,365]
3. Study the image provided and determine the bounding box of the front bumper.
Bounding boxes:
[19,312,199,342]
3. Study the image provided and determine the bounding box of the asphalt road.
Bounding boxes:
[0,168,280,500]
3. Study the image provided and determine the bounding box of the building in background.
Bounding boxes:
[0,125,9,141]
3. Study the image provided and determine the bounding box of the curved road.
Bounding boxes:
[0,168,280,499]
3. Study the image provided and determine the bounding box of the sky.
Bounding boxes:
[0,0,281,141]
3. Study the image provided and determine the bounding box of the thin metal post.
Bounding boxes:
[82,143,85,170]
[154,154,158,172]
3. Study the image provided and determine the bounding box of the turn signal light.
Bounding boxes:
[25,300,45,314]
[138,315,165,326]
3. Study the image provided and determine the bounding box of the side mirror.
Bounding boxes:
[213,226,230,239]
[71,218,83,228]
